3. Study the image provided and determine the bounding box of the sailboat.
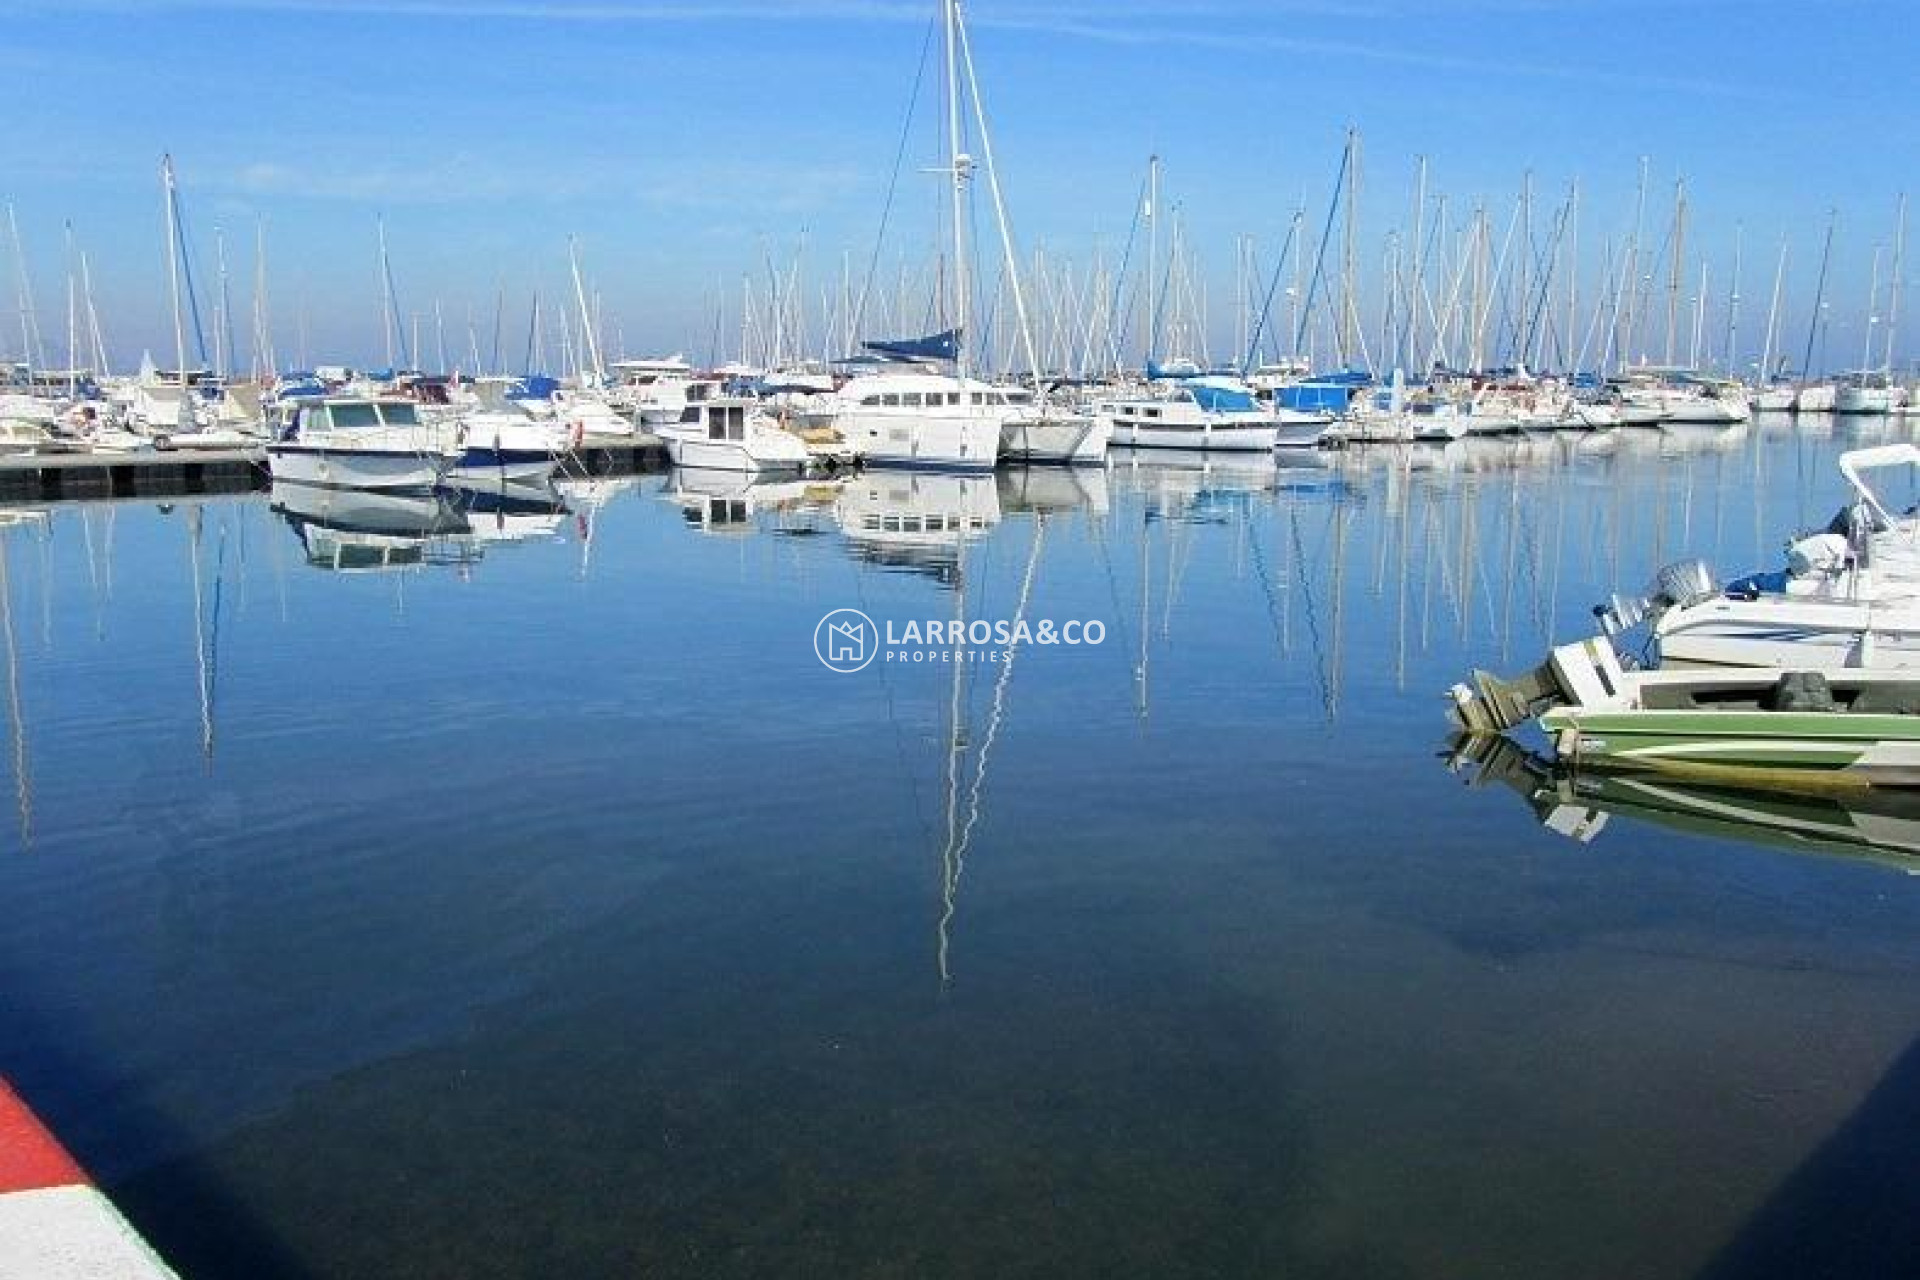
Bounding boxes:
[136,157,258,449]
[830,0,1105,470]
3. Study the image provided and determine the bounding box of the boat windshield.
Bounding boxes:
[378,403,421,427]
[329,402,381,429]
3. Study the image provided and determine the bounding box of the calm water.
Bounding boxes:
[2,416,1918,1279]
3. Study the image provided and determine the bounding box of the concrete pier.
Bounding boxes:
[0,434,669,506]
[0,1079,179,1279]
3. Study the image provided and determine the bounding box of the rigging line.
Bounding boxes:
[849,11,939,349]
[1294,137,1352,361]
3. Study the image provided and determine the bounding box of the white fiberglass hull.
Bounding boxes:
[1272,411,1333,448]
[1657,595,1920,671]
[1107,419,1277,451]
[1836,387,1895,415]
[998,414,1111,464]
[1663,398,1750,425]
[267,443,444,492]
[837,408,1002,471]
[1797,384,1838,412]
[1753,388,1798,412]
[661,429,810,474]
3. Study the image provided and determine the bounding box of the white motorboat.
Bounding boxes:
[267,397,450,492]
[445,410,566,485]
[657,397,811,473]
[828,371,1008,472]
[1096,377,1280,451]
[998,407,1113,464]
[1836,372,1897,415]
[1602,445,1920,670]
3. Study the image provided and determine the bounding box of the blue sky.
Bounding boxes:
[0,0,1914,373]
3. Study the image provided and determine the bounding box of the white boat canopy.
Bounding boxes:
[1838,444,1920,525]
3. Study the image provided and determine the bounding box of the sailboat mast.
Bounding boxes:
[213,225,230,382]
[1723,223,1742,374]
[1803,209,1836,382]
[378,216,396,369]
[953,4,1044,385]
[944,0,970,384]
[80,249,107,377]
[162,156,189,389]
[568,235,605,384]
[1760,237,1788,381]
[1147,154,1160,370]
[1886,193,1907,373]
[63,223,77,398]
[1664,176,1685,366]
[1861,244,1882,373]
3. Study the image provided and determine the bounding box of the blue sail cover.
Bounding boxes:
[1187,379,1258,413]
[862,329,960,363]
[510,374,561,401]
[1146,357,1204,381]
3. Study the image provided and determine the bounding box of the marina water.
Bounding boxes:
[3,419,1919,1278]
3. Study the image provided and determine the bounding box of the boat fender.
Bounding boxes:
[570,421,585,451]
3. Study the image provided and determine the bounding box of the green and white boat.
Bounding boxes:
[1450,636,1920,791]
[1446,733,1920,872]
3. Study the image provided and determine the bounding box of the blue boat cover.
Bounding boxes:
[862,329,960,363]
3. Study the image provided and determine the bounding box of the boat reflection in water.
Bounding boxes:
[271,481,474,574]
[448,481,571,548]
[1447,732,1920,872]
[660,466,835,537]
[995,463,1109,517]
[835,471,1001,581]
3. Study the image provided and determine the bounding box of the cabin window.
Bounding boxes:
[680,405,703,424]
[861,395,882,407]
[902,392,923,408]
[1144,408,1161,419]
[377,403,420,427]
[883,393,902,407]
[330,402,381,429]
[1007,391,1032,405]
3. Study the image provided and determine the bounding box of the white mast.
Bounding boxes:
[954,1,1044,385]
[213,225,230,382]
[251,218,274,382]
[568,236,605,384]
[944,0,971,383]
[80,249,108,377]
[63,223,77,397]
[377,215,395,370]
[1861,244,1883,373]
[1723,222,1743,375]
[1885,193,1906,374]
[1759,237,1788,382]
[1146,153,1160,369]
[7,204,46,379]
[162,155,190,392]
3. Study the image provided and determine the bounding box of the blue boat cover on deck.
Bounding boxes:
[862,329,960,363]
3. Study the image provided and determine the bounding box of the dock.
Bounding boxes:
[0,1078,179,1279]
[0,434,669,506]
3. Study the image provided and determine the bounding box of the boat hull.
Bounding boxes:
[1107,420,1278,451]
[267,443,443,492]
[998,414,1111,464]
[1545,709,1920,789]
[449,447,557,485]
[836,408,1002,471]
